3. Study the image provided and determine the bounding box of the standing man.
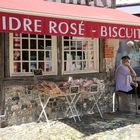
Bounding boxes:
[115,55,137,112]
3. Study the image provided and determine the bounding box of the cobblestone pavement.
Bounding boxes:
[1,112,140,140]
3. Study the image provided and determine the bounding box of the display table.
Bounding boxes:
[37,92,82,123]
[35,79,105,125]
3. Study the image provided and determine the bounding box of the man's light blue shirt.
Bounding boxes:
[115,65,132,92]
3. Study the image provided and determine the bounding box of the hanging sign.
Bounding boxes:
[0,12,140,40]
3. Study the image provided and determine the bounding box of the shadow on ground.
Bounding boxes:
[60,112,140,136]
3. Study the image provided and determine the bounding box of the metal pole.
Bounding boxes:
[135,85,138,114]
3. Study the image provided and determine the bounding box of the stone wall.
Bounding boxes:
[4,85,33,125]
[3,82,113,126]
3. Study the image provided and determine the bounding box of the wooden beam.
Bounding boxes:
[0,33,5,115]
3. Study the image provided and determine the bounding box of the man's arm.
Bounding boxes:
[127,65,137,78]
[127,65,138,87]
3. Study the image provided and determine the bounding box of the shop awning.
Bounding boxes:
[1,0,140,39]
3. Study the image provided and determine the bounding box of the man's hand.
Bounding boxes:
[132,82,138,87]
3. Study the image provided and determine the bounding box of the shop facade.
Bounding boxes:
[1,0,140,125]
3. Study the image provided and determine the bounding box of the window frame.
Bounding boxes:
[62,37,99,75]
[9,33,58,77]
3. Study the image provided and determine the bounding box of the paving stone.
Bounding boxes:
[1,113,140,140]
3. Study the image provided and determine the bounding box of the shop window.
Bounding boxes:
[10,33,57,76]
[62,37,99,74]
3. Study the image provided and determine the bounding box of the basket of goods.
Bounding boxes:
[36,81,63,96]
[59,85,70,94]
